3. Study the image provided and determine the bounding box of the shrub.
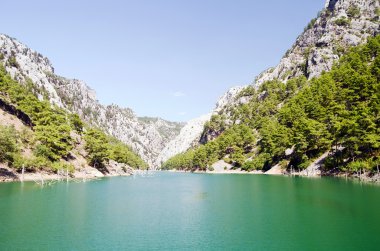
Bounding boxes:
[12,154,50,171]
[0,125,19,163]
[279,159,289,169]
[51,162,75,174]
[84,129,110,168]
[335,17,350,26]
[242,160,255,171]
[69,114,84,133]
[304,18,317,32]
[8,56,19,68]
[242,153,271,171]
[347,160,369,172]
[298,155,311,170]
[347,6,360,18]
[322,156,336,171]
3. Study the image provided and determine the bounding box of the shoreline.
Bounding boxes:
[167,169,380,183]
[3,167,379,184]
[0,166,133,184]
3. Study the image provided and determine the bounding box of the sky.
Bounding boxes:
[0,0,325,122]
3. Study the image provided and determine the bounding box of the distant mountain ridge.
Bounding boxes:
[0,34,183,168]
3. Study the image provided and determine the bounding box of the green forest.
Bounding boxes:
[0,65,147,173]
[163,36,380,174]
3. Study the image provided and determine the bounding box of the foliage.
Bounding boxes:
[304,18,317,32]
[69,114,84,133]
[162,124,255,170]
[0,125,19,163]
[84,129,148,170]
[51,161,75,174]
[84,129,110,168]
[163,36,380,175]
[335,17,350,26]
[8,56,19,68]
[203,114,227,137]
[0,64,147,172]
[243,153,271,171]
[347,6,360,18]
[108,138,148,169]
[12,154,50,171]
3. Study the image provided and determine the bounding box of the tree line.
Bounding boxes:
[0,64,147,173]
[163,36,380,174]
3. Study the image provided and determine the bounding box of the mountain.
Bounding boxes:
[217,0,379,115]
[0,34,184,168]
[163,0,380,175]
[0,64,148,182]
[255,0,379,85]
[164,32,380,177]
[1,0,378,168]
[157,114,211,165]
[161,0,380,161]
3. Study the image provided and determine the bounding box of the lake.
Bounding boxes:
[0,172,379,250]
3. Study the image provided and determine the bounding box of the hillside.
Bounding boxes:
[0,34,183,167]
[162,0,380,163]
[0,65,147,181]
[163,35,380,179]
[163,0,380,179]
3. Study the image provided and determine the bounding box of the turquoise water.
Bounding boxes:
[0,172,379,250]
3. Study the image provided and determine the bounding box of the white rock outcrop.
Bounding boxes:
[213,86,246,113]
[255,0,379,86]
[0,34,183,168]
[197,0,380,145]
[156,113,211,164]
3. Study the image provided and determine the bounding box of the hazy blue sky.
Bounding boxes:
[1,0,325,122]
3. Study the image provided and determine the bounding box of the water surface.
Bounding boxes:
[0,172,379,250]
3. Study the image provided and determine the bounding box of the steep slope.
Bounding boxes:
[162,0,380,168]
[157,114,211,165]
[157,86,247,164]
[163,34,380,177]
[255,0,379,85]
[164,0,379,157]
[213,0,379,116]
[0,67,146,182]
[0,34,183,167]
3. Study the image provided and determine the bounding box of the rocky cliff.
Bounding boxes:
[0,34,183,168]
[165,0,380,154]
[159,0,380,164]
[156,86,249,164]
[255,0,379,86]
[157,114,211,164]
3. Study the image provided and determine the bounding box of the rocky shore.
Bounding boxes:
[168,167,380,184]
[0,160,135,183]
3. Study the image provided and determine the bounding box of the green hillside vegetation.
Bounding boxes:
[84,128,147,170]
[163,36,380,174]
[0,65,147,173]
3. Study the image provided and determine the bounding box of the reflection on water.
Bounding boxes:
[0,173,379,250]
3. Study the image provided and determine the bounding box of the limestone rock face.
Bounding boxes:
[255,0,379,86]
[0,34,183,168]
[213,86,246,113]
[157,114,211,165]
[197,0,380,145]
[158,86,252,164]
